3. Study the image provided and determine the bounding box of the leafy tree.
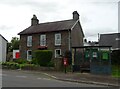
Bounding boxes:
[8,37,20,52]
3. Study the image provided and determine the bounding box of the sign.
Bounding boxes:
[102,52,109,60]
[93,52,97,58]
[13,50,20,59]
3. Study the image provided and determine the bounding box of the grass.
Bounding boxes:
[112,65,120,78]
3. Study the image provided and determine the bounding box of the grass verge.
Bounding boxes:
[112,65,120,78]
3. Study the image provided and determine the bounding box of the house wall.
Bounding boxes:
[20,31,69,60]
[71,21,84,47]
[0,36,2,62]
[2,37,7,62]
[119,1,120,33]
[0,36,7,62]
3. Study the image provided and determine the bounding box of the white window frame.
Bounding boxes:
[27,50,32,61]
[27,36,32,47]
[55,49,61,58]
[92,52,97,58]
[55,33,61,46]
[40,34,46,46]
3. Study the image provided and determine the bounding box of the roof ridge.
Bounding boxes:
[18,19,79,35]
[100,33,120,35]
[38,19,74,25]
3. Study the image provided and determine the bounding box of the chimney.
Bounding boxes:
[31,14,39,26]
[72,11,79,20]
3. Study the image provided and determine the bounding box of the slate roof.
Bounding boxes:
[99,33,120,50]
[18,19,77,35]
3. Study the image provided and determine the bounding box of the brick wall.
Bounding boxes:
[19,31,69,60]
[71,22,84,47]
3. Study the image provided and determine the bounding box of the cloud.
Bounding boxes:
[0,25,13,30]
[0,0,119,42]
[0,0,61,11]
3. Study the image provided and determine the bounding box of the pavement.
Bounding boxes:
[41,71,120,87]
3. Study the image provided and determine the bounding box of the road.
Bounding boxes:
[1,69,107,87]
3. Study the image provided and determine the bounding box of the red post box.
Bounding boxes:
[63,58,68,66]
[15,52,20,59]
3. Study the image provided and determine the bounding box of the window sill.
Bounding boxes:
[55,44,61,46]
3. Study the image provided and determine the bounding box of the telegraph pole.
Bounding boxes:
[98,33,100,42]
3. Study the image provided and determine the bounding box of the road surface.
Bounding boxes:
[1,69,107,87]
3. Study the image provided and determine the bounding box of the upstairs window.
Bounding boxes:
[27,36,32,47]
[55,33,61,46]
[40,34,46,46]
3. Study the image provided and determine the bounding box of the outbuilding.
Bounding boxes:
[0,34,8,62]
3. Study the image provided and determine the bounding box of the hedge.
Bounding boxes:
[1,62,39,70]
[34,50,53,66]
[2,62,20,69]
[14,58,28,64]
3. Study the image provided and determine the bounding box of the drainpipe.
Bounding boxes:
[68,29,72,51]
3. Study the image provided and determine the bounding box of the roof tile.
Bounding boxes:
[18,19,76,35]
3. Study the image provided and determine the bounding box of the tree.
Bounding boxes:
[8,37,20,52]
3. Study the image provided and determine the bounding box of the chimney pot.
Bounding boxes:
[73,11,79,20]
[31,14,39,26]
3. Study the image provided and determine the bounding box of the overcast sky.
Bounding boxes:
[0,0,119,42]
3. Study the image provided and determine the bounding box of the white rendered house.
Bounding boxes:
[0,34,7,62]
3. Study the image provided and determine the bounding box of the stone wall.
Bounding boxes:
[19,31,69,60]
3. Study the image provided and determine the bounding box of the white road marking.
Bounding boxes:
[42,73,57,79]
[16,76,27,78]
[42,78,51,80]
[37,78,42,80]
[37,77,51,80]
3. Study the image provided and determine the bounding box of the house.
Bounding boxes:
[0,34,8,62]
[83,39,98,46]
[18,11,84,61]
[83,39,91,46]
[99,33,120,50]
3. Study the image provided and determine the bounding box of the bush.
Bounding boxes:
[31,58,38,65]
[34,50,53,66]
[20,64,39,70]
[2,62,20,69]
[14,58,28,64]
[1,62,39,70]
[47,61,55,67]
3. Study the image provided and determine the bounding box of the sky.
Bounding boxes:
[0,0,119,42]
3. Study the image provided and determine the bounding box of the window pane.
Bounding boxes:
[29,51,32,55]
[40,35,46,46]
[27,36,32,46]
[56,50,60,54]
[93,52,97,58]
[55,49,61,58]
[27,50,32,61]
[55,33,61,45]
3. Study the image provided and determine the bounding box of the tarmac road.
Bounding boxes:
[1,69,107,87]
